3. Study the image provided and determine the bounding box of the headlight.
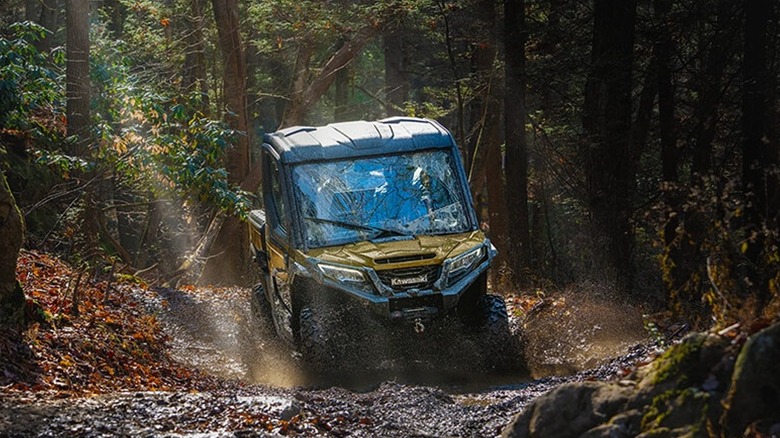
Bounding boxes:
[318,263,367,284]
[448,245,485,276]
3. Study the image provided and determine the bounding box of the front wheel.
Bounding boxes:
[476,294,512,371]
[456,272,488,325]
[298,306,336,371]
[478,294,509,336]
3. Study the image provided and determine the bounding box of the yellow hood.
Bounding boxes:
[305,230,486,269]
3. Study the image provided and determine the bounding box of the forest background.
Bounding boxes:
[1,0,779,332]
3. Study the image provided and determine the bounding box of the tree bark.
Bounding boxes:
[504,0,530,284]
[198,0,253,286]
[182,0,210,114]
[32,0,59,54]
[103,0,125,39]
[0,171,25,326]
[691,0,738,177]
[66,0,90,155]
[212,0,250,180]
[281,25,379,127]
[581,0,637,292]
[384,27,406,117]
[741,0,775,307]
[471,0,509,285]
[26,0,40,23]
[334,39,350,122]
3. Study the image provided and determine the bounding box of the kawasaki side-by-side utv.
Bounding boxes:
[247,117,509,366]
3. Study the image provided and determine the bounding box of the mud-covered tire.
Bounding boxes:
[456,272,488,325]
[476,294,511,370]
[250,282,272,321]
[478,294,509,335]
[298,307,335,371]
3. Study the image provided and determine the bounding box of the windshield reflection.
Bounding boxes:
[292,150,471,248]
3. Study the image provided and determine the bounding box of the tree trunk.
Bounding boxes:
[103,0,125,39]
[182,0,210,114]
[212,0,250,180]
[471,0,509,286]
[435,0,467,159]
[26,0,40,22]
[198,0,253,286]
[741,0,775,307]
[32,0,59,54]
[281,25,379,127]
[654,0,688,303]
[691,0,738,177]
[0,171,25,326]
[384,28,406,117]
[581,0,637,292]
[66,0,90,155]
[665,0,739,316]
[334,40,350,122]
[504,0,530,285]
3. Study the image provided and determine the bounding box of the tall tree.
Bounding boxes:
[197,0,253,285]
[661,0,740,315]
[384,27,406,117]
[741,0,777,307]
[504,0,530,283]
[29,0,59,54]
[691,0,739,176]
[581,0,637,291]
[182,0,210,114]
[281,25,379,127]
[103,0,125,39]
[334,38,351,122]
[655,0,688,298]
[65,0,90,155]
[471,0,509,282]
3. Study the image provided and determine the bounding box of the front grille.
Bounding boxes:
[375,264,440,292]
[374,253,436,265]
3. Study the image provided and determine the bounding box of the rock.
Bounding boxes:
[639,387,711,437]
[580,409,643,438]
[721,322,780,437]
[502,327,747,438]
[280,401,301,421]
[632,333,729,408]
[502,381,633,438]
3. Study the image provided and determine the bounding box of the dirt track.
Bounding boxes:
[0,286,650,437]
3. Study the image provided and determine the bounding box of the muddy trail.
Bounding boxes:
[0,286,651,437]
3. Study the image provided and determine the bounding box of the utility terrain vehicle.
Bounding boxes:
[247,117,509,366]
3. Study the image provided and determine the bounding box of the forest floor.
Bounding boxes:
[0,250,657,437]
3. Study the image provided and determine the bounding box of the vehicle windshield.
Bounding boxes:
[292,149,472,248]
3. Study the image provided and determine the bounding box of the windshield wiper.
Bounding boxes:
[303,216,409,239]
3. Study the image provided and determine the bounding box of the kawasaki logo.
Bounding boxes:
[391,275,428,287]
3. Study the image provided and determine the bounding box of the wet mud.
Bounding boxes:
[0,285,651,437]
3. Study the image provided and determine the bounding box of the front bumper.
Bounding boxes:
[294,242,495,323]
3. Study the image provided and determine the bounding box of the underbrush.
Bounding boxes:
[0,250,228,395]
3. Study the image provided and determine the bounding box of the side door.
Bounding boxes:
[262,150,296,344]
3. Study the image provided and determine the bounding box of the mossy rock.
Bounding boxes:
[640,387,710,437]
[633,333,728,407]
[579,409,643,438]
[502,381,633,438]
[721,322,780,437]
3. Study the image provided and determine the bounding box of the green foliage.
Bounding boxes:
[83,19,251,218]
[658,176,780,326]
[0,21,63,133]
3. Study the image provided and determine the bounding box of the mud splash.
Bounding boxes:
[145,284,648,391]
[520,286,650,378]
[145,286,530,390]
